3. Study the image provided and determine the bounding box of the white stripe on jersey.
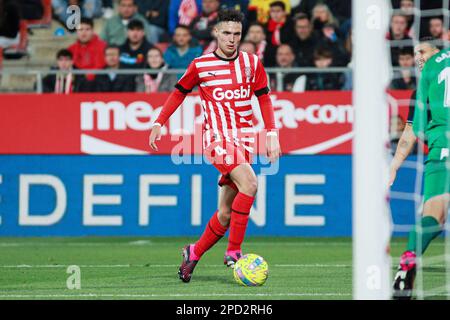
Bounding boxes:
[235,100,252,107]
[224,101,238,141]
[240,127,256,134]
[234,56,242,83]
[242,51,251,83]
[195,60,229,68]
[206,100,221,142]
[243,145,254,153]
[240,118,253,125]
[241,137,255,143]
[216,102,230,142]
[200,79,233,87]
[237,109,253,117]
[252,55,258,82]
[198,70,231,78]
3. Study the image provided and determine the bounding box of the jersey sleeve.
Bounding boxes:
[253,57,270,97]
[413,65,430,137]
[175,60,200,93]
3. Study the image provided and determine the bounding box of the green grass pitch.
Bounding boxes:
[0,237,447,300]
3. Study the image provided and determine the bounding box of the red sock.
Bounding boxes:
[227,192,255,252]
[194,211,228,258]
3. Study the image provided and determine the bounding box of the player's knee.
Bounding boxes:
[240,177,257,196]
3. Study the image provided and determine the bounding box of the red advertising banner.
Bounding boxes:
[0,91,412,155]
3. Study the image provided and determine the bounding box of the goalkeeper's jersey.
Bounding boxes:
[413,47,450,159]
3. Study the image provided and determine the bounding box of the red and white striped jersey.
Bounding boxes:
[175,50,270,149]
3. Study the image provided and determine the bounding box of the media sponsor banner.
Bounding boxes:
[0,155,416,237]
[0,91,413,155]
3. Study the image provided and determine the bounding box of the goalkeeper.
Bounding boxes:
[390,38,448,299]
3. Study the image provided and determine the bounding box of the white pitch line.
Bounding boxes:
[0,293,352,298]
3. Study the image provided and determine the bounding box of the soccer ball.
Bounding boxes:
[233,254,269,286]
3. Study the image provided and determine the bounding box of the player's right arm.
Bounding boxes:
[149,62,200,151]
[389,123,416,186]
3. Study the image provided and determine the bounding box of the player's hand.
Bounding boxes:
[266,133,281,163]
[149,124,162,151]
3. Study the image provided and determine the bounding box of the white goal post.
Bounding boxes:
[352,0,393,299]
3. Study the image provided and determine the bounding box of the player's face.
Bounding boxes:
[76,23,94,44]
[414,43,439,71]
[215,21,242,56]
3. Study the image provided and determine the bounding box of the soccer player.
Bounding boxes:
[390,39,447,299]
[148,9,281,283]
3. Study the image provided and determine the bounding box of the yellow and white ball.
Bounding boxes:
[233,254,269,286]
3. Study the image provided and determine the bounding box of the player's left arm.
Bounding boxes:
[253,57,281,162]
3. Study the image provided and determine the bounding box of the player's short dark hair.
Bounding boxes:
[80,17,94,28]
[127,19,144,30]
[217,9,244,24]
[56,49,72,60]
[269,1,286,11]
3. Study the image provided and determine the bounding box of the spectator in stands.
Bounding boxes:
[264,1,294,67]
[190,0,220,48]
[135,0,170,43]
[269,44,302,92]
[292,0,351,24]
[101,0,114,19]
[220,0,249,18]
[311,3,339,33]
[52,0,103,27]
[390,47,416,90]
[239,41,256,55]
[247,0,291,24]
[68,18,106,91]
[42,49,78,93]
[289,13,319,67]
[244,22,267,63]
[95,45,136,92]
[387,14,413,66]
[119,19,154,69]
[0,0,20,49]
[136,47,177,93]
[68,18,106,71]
[399,0,414,30]
[164,25,202,77]
[429,17,444,40]
[168,0,202,35]
[101,0,150,46]
[305,46,344,91]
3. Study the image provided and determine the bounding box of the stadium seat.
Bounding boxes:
[3,21,29,59]
[24,0,52,29]
[154,42,170,54]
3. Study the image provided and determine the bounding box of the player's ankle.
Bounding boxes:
[190,244,200,261]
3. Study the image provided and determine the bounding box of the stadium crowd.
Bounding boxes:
[0,0,448,93]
